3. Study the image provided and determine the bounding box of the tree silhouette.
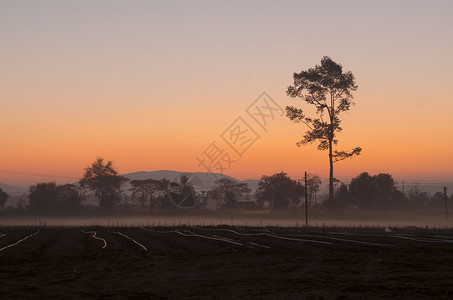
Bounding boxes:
[210,178,250,209]
[165,175,198,209]
[408,185,429,207]
[306,174,321,206]
[0,187,9,209]
[178,175,194,198]
[57,184,83,210]
[130,178,169,210]
[334,183,352,208]
[28,183,83,213]
[431,192,445,207]
[255,172,303,209]
[286,56,362,202]
[28,182,58,213]
[80,157,128,210]
[349,172,404,209]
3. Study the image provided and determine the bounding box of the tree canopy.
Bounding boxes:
[166,175,198,209]
[28,182,83,213]
[80,157,128,210]
[57,184,83,210]
[210,178,250,209]
[28,182,58,213]
[129,178,169,210]
[348,172,404,209]
[255,172,303,209]
[306,174,322,206]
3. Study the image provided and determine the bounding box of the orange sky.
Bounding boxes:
[1,1,452,187]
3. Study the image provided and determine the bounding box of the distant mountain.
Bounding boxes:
[121,170,259,191]
[0,183,28,195]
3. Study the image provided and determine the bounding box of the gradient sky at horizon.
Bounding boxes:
[1,0,452,187]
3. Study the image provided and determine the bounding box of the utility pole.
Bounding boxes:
[305,171,308,227]
[444,186,448,221]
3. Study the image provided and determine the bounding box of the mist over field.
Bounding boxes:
[1,168,451,230]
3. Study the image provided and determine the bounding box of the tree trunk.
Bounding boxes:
[329,91,335,203]
[329,138,334,202]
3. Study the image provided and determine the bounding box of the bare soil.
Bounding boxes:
[0,226,452,299]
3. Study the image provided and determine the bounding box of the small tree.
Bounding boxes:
[306,174,321,206]
[130,179,169,210]
[334,183,352,208]
[178,175,194,198]
[408,185,429,207]
[430,192,445,207]
[349,172,376,208]
[80,157,128,210]
[286,56,362,202]
[130,180,149,210]
[349,172,405,209]
[164,175,199,210]
[210,178,251,209]
[0,187,9,209]
[57,184,83,210]
[28,182,58,213]
[255,172,303,209]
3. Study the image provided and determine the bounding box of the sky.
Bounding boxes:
[1,0,452,187]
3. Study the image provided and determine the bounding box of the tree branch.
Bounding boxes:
[333,147,362,163]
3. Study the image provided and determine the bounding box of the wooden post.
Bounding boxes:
[305,171,308,227]
[444,187,448,221]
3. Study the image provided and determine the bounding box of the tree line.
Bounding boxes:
[0,157,450,214]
